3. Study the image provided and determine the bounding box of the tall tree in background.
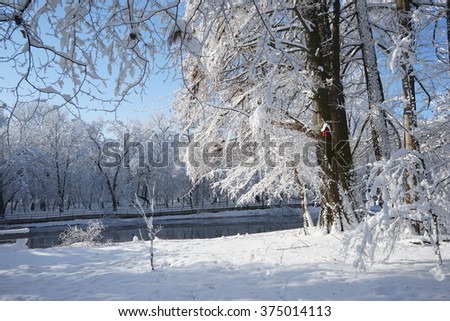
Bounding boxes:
[86,121,129,212]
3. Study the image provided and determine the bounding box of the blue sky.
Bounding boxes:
[83,70,180,122]
[0,55,180,122]
[0,0,182,123]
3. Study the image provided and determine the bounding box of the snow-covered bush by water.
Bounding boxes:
[59,221,105,246]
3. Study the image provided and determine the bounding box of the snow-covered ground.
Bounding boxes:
[0,227,449,300]
[0,228,29,235]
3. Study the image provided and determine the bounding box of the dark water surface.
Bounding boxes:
[1,210,305,249]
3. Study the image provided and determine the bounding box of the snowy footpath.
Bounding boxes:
[0,228,449,301]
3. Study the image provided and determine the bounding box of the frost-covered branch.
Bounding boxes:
[344,149,448,275]
[0,0,181,113]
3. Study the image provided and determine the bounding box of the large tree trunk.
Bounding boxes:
[355,0,391,161]
[396,0,419,151]
[300,0,354,232]
[396,0,421,207]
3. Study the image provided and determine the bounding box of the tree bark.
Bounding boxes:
[294,169,314,229]
[354,0,391,161]
[396,0,419,151]
[300,0,354,232]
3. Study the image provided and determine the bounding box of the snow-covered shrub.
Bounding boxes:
[59,220,105,246]
[343,149,448,272]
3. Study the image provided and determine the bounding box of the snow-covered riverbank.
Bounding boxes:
[0,227,448,300]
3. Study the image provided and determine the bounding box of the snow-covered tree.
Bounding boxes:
[1,103,90,213]
[126,113,191,209]
[172,0,357,232]
[0,0,448,269]
[343,0,450,270]
[86,120,132,212]
[354,0,391,161]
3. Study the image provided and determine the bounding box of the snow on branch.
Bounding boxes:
[343,149,448,277]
